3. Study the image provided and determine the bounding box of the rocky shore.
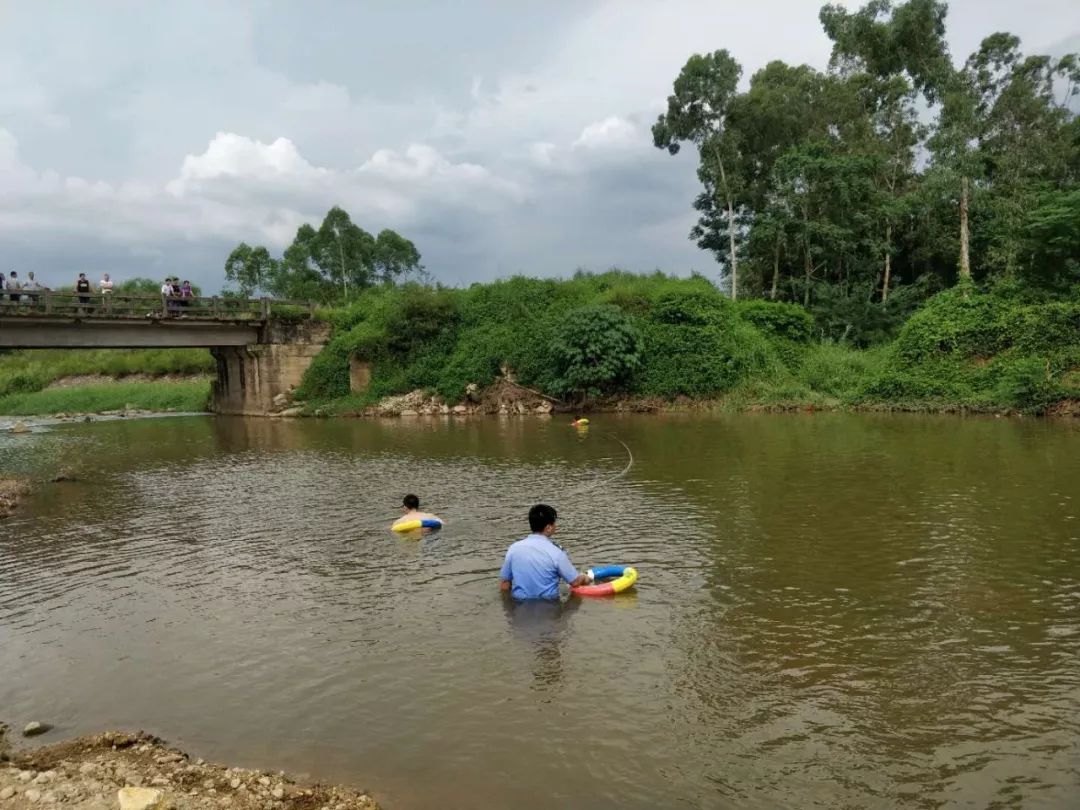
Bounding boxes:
[0,726,380,810]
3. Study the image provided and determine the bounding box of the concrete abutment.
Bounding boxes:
[210,320,330,415]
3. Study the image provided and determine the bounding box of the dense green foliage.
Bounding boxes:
[653,0,1079,343]
[224,206,423,302]
[296,272,794,406]
[549,306,643,400]
[294,271,1080,415]
[859,286,1080,409]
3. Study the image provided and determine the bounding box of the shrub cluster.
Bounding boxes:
[297,272,794,405]
[292,273,1080,415]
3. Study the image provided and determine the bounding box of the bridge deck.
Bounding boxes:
[0,291,314,348]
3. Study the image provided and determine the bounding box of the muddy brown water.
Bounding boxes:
[2,414,1079,809]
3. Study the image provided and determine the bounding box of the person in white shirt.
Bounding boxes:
[23,271,43,305]
[99,273,114,295]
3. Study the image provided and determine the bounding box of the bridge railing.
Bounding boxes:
[0,290,315,321]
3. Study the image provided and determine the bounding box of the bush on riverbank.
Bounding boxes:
[294,272,1080,415]
[858,286,1080,412]
[0,349,214,397]
[0,380,210,415]
[295,272,803,406]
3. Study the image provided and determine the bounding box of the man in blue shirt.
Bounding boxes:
[499,504,592,600]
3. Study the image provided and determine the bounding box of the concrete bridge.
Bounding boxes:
[0,291,330,415]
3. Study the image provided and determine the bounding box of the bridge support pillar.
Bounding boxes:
[210,321,329,415]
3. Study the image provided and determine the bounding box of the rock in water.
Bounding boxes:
[23,722,52,737]
[10,422,30,434]
[117,787,164,810]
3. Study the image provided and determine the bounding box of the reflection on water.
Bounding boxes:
[502,597,580,692]
[1,413,1079,809]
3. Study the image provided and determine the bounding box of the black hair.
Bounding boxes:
[528,503,557,533]
[402,494,420,510]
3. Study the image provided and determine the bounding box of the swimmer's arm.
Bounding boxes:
[558,553,592,587]
[499,554,512,591]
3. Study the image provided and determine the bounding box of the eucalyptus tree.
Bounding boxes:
[653,50,745,297]
[221,207,423,304]
[223,243,276,298]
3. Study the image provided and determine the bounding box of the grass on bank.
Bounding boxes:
[0,349,214,397]
[0,380,211,416]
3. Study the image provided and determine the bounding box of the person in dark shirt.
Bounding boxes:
[75,272,91,312]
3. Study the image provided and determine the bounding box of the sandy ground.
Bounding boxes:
[0,726,380,810]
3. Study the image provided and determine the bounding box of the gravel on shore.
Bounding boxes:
[0,727,380,810]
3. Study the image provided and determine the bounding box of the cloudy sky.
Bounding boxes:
[2,0,1078,292]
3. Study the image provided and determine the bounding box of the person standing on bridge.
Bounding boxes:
[75,272,92,313]
[161,276,176,316]
[23,271,44,305]
[6,272,21,305]
[99,273,113,295]
[180,280,194,315]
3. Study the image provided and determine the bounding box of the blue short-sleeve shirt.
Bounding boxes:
[499,533,579,601]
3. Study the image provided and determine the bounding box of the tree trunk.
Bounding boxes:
[802,205,811,308]
[803,249,811,308]
[713,145,738,300]
[882,224,892,303]
[959,176,971,282]
[770,236,781,301]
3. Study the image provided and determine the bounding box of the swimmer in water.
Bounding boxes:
[392,493,444,531]
[571,417,589,427]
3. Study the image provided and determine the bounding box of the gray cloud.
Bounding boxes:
[1,0,1077,292]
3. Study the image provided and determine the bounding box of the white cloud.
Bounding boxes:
[573,116,640,151]
[1,129,527,258]
[167,133,327,196]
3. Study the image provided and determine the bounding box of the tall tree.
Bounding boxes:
[820,0,971,280]
[222,207,423,304]
[653,50,744,298]
[224,243,276,297]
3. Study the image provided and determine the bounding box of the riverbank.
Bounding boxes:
[0,726,380,810]
[290,277,1080,418]
[0,380,210,417]
[0,350,213,416]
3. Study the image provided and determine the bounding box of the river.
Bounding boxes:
[2,414,1079,809]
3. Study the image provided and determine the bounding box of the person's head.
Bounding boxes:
[182,279,191,286]
[8,271,15,278]
[78,273,86,279]
[102,273,110,281]
[28,271,34,280]
[528,503,558,536]
[402,494,420,511]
